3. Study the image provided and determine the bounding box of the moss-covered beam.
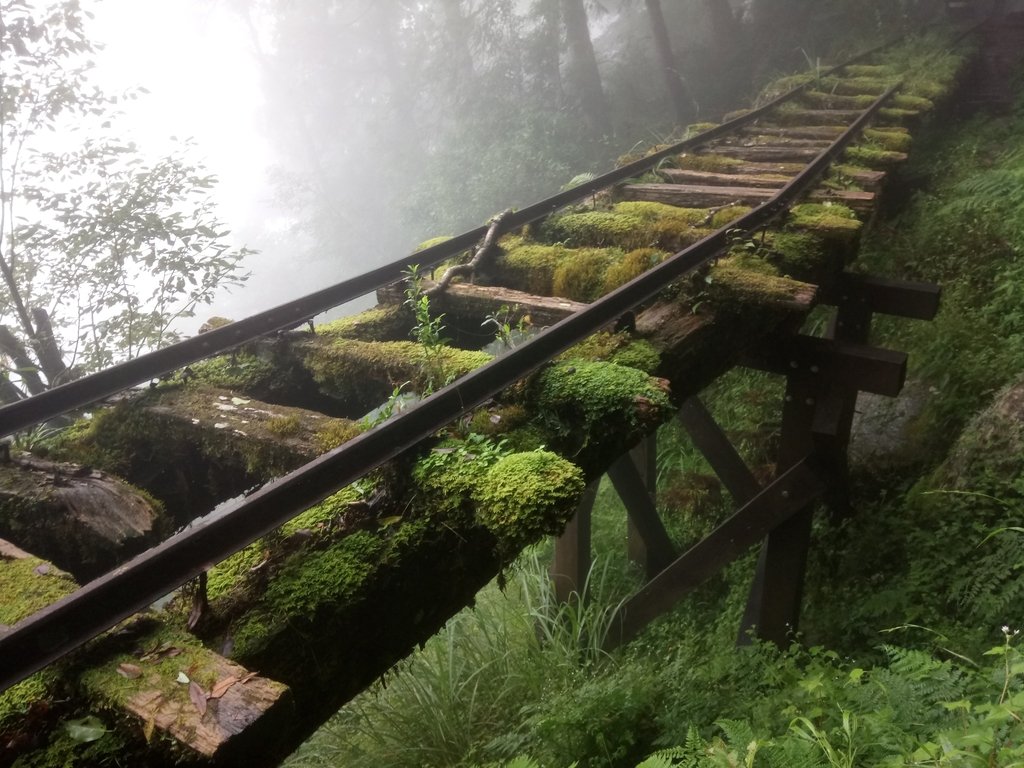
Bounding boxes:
[618,183,876,215]
[55,386,363,527]
[0,457,167,582]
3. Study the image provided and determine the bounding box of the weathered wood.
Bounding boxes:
[608,452,675,577]
[79,619,291,762]
[607,459,825,648]
[552,482,597,603]
[720,136,833,149]
[0,457,167,581]
[741,124,846,140]
[620,183,876,214]
[626,436,657,570]
[767,108,864,126]
[820,273,941,320]
[678,397,760,504]
[701,145,823,162]
[659,168,790,188]
[380,276,588,327]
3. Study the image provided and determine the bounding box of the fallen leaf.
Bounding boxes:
[189,681,208,716]
[64,715,107,743]
[239,671,259,685]
[209,675,239,699]
[116,663,142,679]
[214,422,229,429]
[230,397,251,405]
[176,671,190,684]
[143,716,156,744]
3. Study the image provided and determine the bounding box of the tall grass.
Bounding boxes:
[284,554,628,768]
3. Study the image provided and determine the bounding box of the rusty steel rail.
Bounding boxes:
[0,84,900,693]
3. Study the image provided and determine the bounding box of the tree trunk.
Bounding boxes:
[560,0,612,138]
[644,0,694,125]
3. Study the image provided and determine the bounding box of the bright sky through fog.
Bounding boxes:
[88,0,271,237]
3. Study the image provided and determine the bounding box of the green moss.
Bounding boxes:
[468,404,530,437]
[313,420,365,453]
[472,451,585,553]
[708,260,813,307]
[821,75,893,96]
[552,248,620,302]
[788,203,862,238]
[864,128,912,153]
[10,727,130,768]
[498,243,567,294]
[686,122,719,137]
[0,556,77,625]
[0,670,62,737]
[675,154,743,172]
[190,353,279,393]
[710,205,753,229]
[532,361,673,457]
[231,531,386,658]
[766,231,826,273]
[842,64,897,79]
[802,91,875,109]
[892,93,934,112]
[266,414,302,437]
[559,332,662,375]
[415,235,452,252]
[304,339,491,408]
[844,144,907,168]
[603,248,667,292]
[542,211,648,249]
[878,107,921,123]
[316,305,412,342]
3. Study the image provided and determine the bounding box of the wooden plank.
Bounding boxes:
[701,145,822,162]
[659,168,790,188]
[721,136,833,149]
[677,397,760,504]
[767,108,864,125]
[626,436,658,570]
[377,278,588,327]
[741,125,847,140]
[607,459,824,649]
[620,183,875,213]
[607,453,675,577]
[552,482,597,603]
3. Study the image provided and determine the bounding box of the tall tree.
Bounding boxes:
[643,0,695,125]
[0,0,249,398]
[560,0,613,138]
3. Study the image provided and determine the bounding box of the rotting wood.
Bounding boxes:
[701,145,823,162]
[0,457,167,581]
[658,168,791,188]
[620,183,876,214]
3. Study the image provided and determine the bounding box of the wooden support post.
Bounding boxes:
[552,481,597,603]
[606,459,824,650]
[626,435,658,570]
[678,396,760,505]
[608,451,675,578]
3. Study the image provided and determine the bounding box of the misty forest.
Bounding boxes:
[5,0,1024,766]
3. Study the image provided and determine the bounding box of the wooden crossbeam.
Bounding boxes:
[677,397,760,505]
[605,459,824,649]
[551,482,597,603]
[820,273,941,320]
[608,453,675,577]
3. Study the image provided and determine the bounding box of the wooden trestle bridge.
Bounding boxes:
[0,6,1013,765]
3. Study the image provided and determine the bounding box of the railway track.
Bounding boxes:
[0,25,984,767]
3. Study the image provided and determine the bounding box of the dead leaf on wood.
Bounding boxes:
[116,663,142,679]
[189,681,208,716]
[209,675,239,699]
[239,671,259,685]
[33,564,50,575]
[143,716,156,744]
